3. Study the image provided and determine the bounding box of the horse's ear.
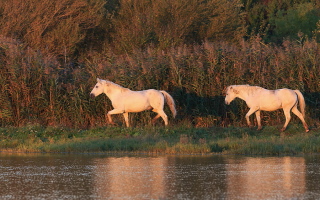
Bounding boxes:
[225,86,232,93]
[223,86,228,95]
[97,78,102,83]
[229,86,239,94]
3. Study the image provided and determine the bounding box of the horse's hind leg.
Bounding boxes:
[151,114,161,124]
[281,108,291,132]
[291,105,309,132]
[154,110,168,126]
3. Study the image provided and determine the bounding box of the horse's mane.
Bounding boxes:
[107,80,130,92]
[230,85,264,95]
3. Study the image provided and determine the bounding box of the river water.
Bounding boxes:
[1,153,320,199]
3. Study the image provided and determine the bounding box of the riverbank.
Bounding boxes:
[0,124,319,155]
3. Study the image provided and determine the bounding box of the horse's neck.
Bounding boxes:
[103,82,129,100]
[236,91,248,101]
[236,86,255,101]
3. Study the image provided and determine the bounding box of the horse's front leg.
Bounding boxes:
[107,114,117,126]
[245,107,258,128]
[255,110,262,130]
[123,112,130,127]
[107,109,125,126]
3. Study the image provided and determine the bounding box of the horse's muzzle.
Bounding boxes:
[90,93,95,99]
[225,100,230,105]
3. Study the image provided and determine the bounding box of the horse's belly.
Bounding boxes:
[124,98,151,112]
[260,105,281,111]
[260,99,282,111]
[125,105,150,112]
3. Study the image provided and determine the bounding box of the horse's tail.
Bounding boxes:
[294,90,306,118]
[160,91,177,118]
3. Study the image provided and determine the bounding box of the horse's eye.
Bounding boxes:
[96,86,99,88]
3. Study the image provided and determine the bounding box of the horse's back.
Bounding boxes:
[275,88,298,105]
[275,88,297,100]
[251,87,297,111]
[141,89,162,98]
[120,89,163,110]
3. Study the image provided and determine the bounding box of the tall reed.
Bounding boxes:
[0,36,319,128]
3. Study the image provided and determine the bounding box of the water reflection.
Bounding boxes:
[91,156,310,199]
[93,157,167,199]
[225,157,306,199]
[1,153,320,199]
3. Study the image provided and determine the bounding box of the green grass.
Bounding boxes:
[0,124,319,155]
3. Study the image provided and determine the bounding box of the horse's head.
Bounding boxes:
[90,78,106,98]
[225,86,238,105]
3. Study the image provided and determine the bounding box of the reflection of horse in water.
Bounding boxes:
[226,157,306,199]
[90,78,176,127]
[225,85,309,132]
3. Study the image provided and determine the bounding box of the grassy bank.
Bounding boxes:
[1,124,319,155]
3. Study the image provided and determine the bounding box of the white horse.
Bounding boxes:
[90,78,177,127]
[225,85,309,132]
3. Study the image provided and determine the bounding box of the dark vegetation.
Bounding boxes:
[0,0,319,132]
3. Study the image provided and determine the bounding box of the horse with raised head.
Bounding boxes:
[225,85,309,132]
[90,78,177,127]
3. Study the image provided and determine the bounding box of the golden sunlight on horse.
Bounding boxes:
[225,85,309,132]
[90,78,177,127]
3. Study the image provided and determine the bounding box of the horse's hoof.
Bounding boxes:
[305,129,310,133]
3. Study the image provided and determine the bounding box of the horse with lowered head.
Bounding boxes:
[225,85,309,132]
[90,78,177,127]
